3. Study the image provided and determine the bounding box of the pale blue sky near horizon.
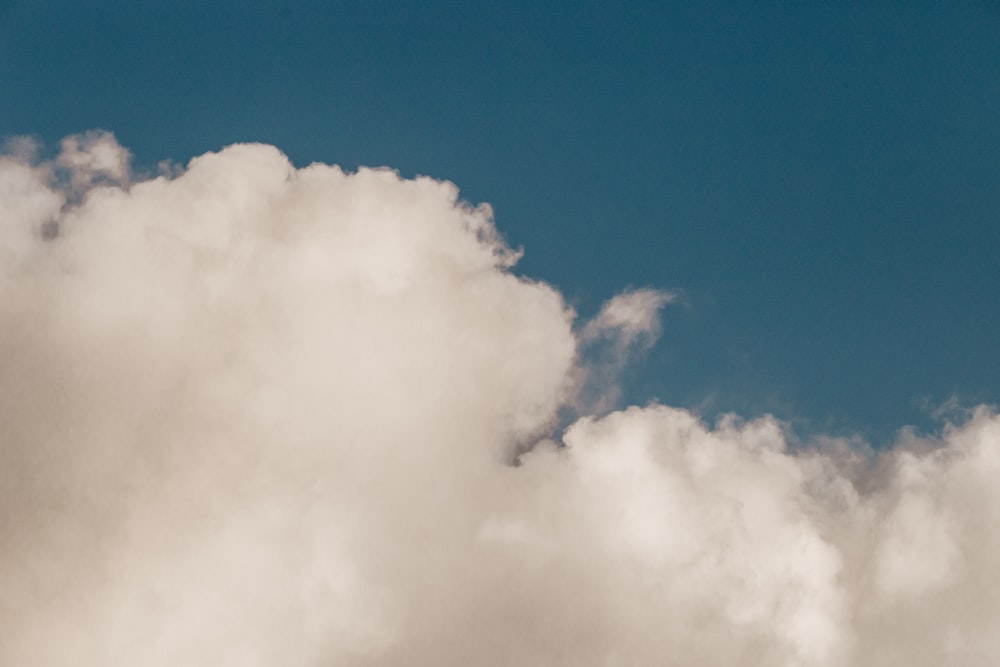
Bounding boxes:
[2,0,998,443]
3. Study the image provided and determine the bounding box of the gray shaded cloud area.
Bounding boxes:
[1,132,998,666]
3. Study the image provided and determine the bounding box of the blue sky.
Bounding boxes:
[2,0,998,441]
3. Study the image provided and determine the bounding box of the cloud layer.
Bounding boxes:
[1,133,998,666]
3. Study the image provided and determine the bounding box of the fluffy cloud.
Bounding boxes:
[1,133,997,666]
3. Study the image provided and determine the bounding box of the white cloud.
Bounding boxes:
[1,133,998,666]
[581,287,675,349]
[51,129,131,197]
[575,288,675,414]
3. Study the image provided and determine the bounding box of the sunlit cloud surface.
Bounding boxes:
[1,134,998,666]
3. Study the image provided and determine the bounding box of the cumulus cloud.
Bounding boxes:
[1,133,998,666]
[54,130,131,193]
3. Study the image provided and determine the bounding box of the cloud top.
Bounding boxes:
[1,133,998,666]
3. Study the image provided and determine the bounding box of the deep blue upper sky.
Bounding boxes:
[2,0,998,442]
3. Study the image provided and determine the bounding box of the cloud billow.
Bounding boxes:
[1,133,997,666]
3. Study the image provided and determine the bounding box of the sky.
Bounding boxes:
[2,2,1000,665]
[2,0,998,439]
